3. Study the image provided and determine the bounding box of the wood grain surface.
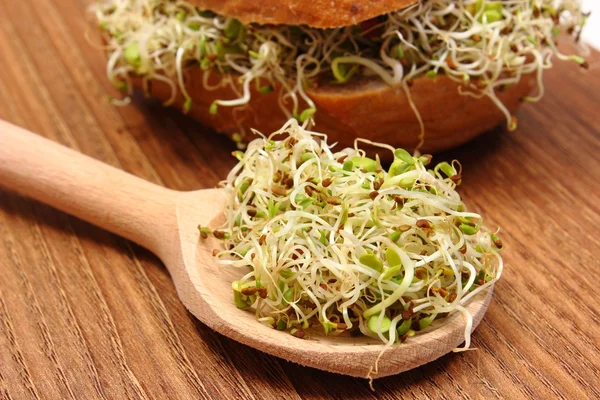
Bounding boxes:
[0,0,599,399]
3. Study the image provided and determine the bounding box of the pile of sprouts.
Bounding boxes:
[200,119,503,349]
[94,0,588,140]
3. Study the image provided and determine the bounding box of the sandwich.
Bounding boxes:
[92,0,588,151]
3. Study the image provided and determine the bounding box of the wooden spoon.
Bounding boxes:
[0,120,493,378]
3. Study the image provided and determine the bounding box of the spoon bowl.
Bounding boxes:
[0,120,492,378]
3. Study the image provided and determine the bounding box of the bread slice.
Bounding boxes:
[186,0,418,28]
[133,68,535,152]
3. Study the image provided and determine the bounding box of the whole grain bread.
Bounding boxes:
[187,0,418,28]
[131,69,535,153]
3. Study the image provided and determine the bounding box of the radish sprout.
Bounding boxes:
[203,119,503,348]
[93,0,588,142]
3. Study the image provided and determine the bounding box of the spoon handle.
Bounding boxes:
[0,120,176,252]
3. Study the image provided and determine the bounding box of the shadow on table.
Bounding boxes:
[129,87,516,201]
[193,319,464,399]
[0,190,130,251]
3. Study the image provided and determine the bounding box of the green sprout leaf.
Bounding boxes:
[385,247,402,267]
[397,318,412,336]
[350,156,377,172]
[460,223,480,235]
[484,9,502,23]
[389,230,401,243]
[396,46,405,59]
[316,230,328,246]
[232,281,256,309]
[184,98,192,113]
[283,288,294,304]
[276,319,287,330]
[198,37,207,55]
[435,162,456,178]
[323,321,337,335]
[418,314,436,330]
[124,41,141,67]
[394,148,414,164]
[233,150,248,162]
[300,152,316,164]
[368,314,392,333]
[359,253,383,272]
[258,85,273,94]
[388,160,412,177]
[224,18,244,40]
[332,59,359,83]
[298,108,316,123]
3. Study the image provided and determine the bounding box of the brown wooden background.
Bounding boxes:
[1,1,599,399]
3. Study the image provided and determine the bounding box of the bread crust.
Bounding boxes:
[186,0,418,28]
[132,68,535,153]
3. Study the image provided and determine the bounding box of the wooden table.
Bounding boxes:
[1,1,599,399]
